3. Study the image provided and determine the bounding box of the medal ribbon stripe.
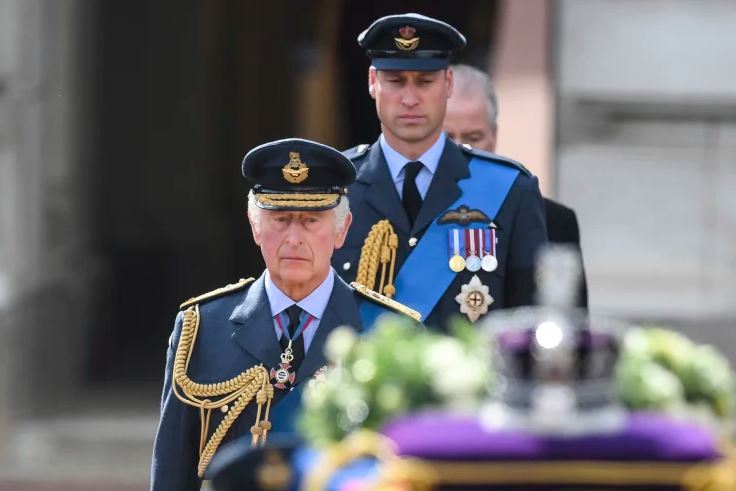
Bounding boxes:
[466,229,479,257]
[448,229,467,259]
[274,310,315,342]
[360,158,519,325]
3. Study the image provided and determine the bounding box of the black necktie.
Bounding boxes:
[402,161,424,226]
[280,305,305,371]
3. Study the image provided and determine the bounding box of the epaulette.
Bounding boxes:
[459,143,531,176]
[350,282,422,322]
[342,144,370,160]
[179,277,255,310]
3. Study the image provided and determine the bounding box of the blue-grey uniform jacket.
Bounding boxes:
[150,271,397,491]
[332,139,548,330]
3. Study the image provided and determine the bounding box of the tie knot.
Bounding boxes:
[404,161,424,180]
[284,305,302,336]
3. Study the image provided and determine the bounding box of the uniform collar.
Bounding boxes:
[379,132,446,180]
[264,268,335,320]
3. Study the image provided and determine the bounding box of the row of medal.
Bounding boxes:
[447,227,498,273]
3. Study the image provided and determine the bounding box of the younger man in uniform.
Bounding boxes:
[334,14,547,330]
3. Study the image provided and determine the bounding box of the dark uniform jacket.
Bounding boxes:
[151,272,365,491]
[333,138,548,330]
[544,198,589,308]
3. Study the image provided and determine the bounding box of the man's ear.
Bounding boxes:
[334,212,353,249]
[368,67,377,99]
[248,212,262,246]
[445,68,454,99]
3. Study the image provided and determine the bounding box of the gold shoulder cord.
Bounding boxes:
[355,219,398,298]
[172,281,275,477]
[351,282,421,322]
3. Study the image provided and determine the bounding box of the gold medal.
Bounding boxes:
[449,254,466,272]
[448,228,466,272]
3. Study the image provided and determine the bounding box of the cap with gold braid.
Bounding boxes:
[242,138,356,211]
[358,13,466,71]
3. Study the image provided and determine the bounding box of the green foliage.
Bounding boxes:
[616,327,736,420]
[299,314,491,447]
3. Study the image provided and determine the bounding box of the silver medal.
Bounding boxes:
[481,254,498,272]
[466,255,481,272]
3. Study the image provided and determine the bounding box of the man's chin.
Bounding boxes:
[278,267,313,284]
[393,126,435,143]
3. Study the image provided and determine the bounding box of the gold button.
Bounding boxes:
[342,262,351,270]
[408,237,418,247]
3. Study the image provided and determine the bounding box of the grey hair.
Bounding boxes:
[247,191,351,233]
[450,64,498,127]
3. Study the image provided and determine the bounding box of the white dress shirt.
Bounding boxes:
[264,269,335,352]
[379,131,447,199]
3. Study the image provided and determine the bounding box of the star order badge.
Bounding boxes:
[455,275,493,323]
[282,151,309,184]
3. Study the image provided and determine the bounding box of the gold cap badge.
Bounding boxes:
[282,151,309,184]
[394,25,419,51]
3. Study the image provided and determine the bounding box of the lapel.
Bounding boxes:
[356,141,412,234]
[229,274,282,368]
[296,274,363,382]
[412,140,469,234]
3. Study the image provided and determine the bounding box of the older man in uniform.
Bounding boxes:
[444,63,588,308]
[150,138,418,491]
[333,14,547,330]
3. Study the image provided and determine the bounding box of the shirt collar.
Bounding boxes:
[264,269,335,320]
[379,132,446,180]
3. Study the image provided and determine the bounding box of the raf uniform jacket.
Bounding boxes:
[333,139,548,330]
[544,198,589,308]
[151,272,364,491]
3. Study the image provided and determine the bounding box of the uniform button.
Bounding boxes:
[408,237,418,247]
[342,262,351,270]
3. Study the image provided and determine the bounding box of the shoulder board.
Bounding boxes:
[180,277,255,310]
[350,282,422,322]
[460,143,531,176]
[342,144,370,160]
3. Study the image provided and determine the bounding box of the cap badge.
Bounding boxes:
[282,151,309,184]
[394,25,419,51]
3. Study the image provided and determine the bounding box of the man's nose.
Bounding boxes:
[284,221,304,243]
[401,85,420,107]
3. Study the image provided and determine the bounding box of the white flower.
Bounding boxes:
[324,326,358,362]
[432,356,487,403]
[424,338,465,373]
